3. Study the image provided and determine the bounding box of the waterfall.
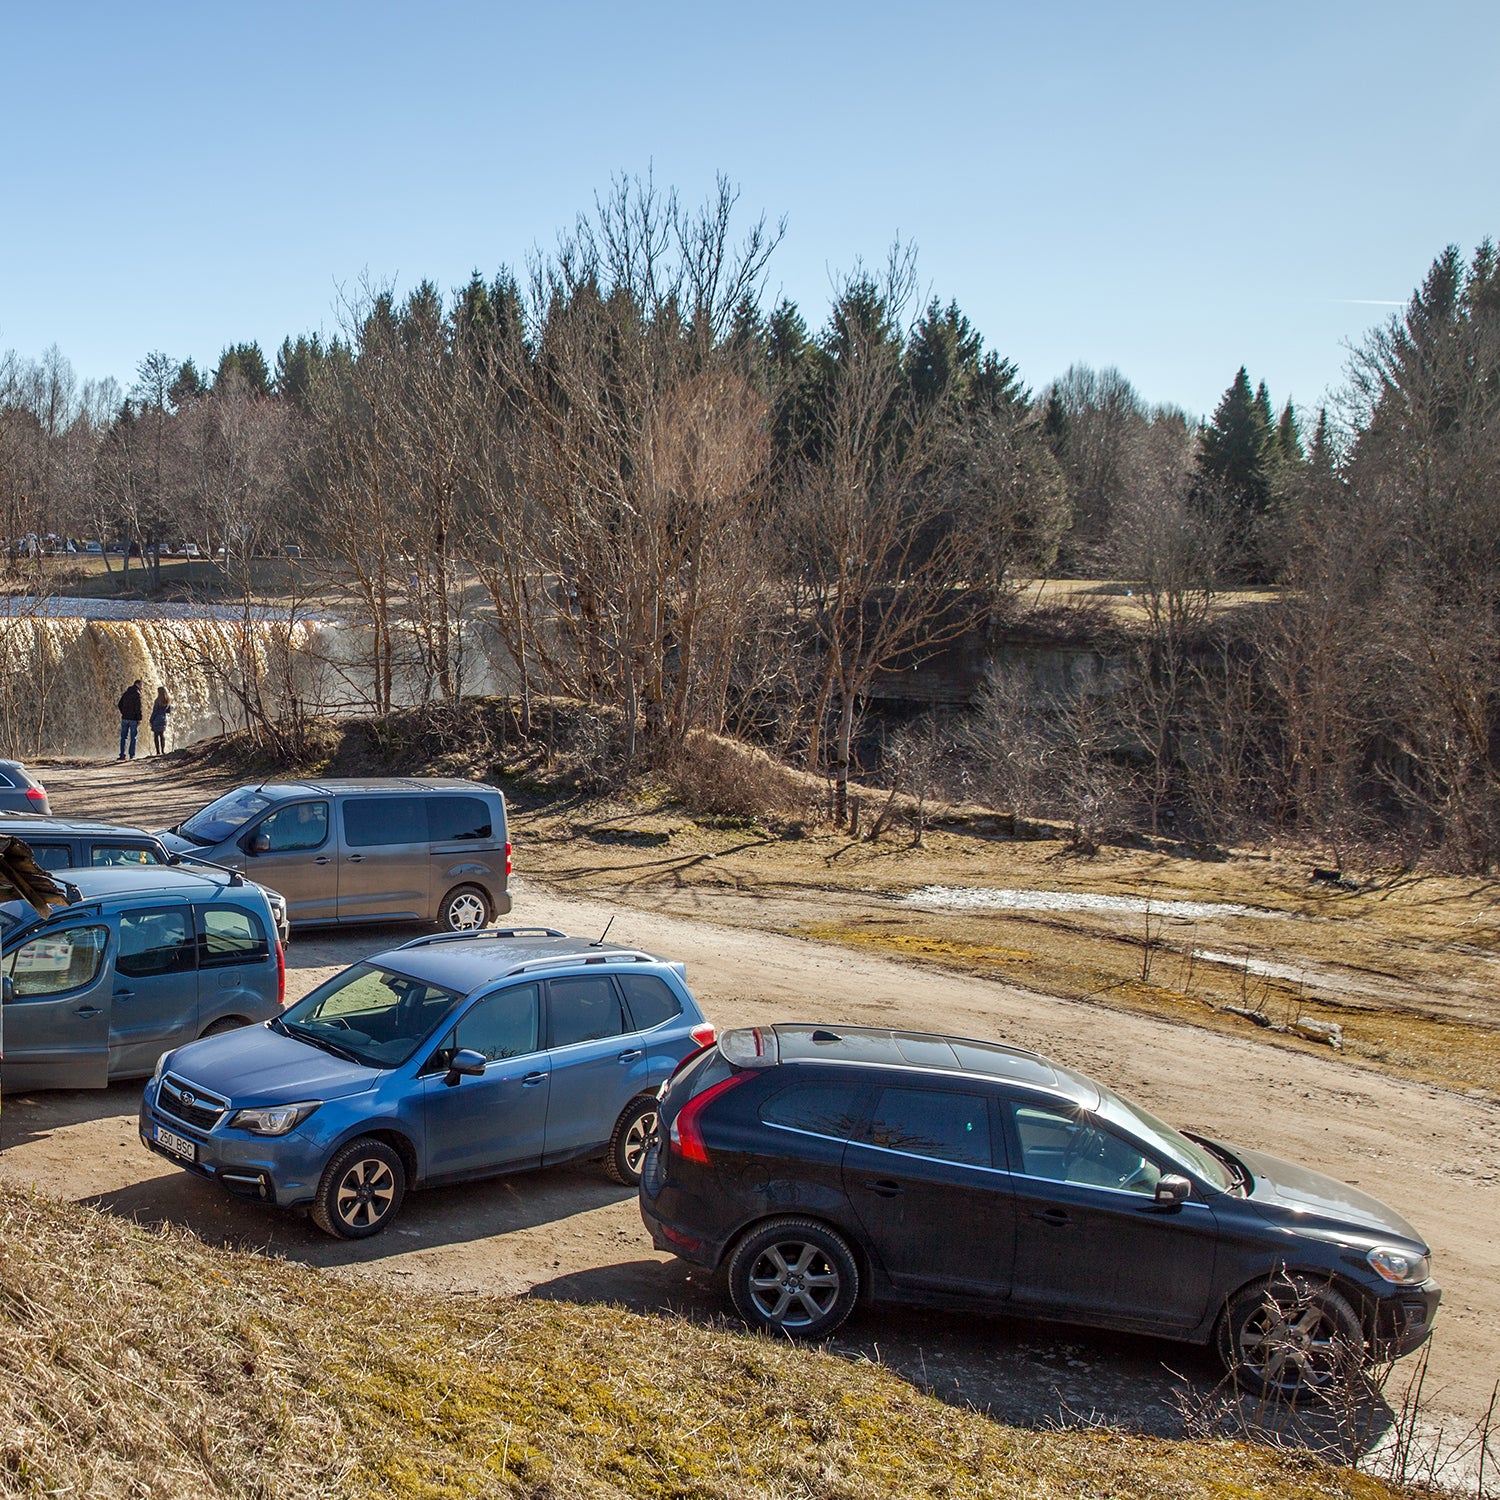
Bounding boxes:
[0,600,518,759]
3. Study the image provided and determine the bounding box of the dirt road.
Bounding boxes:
[4,760,1497,1458]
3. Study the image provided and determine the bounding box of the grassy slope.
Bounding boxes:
[0,1187,1405,1500]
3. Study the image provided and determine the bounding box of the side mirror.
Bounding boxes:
[247,832,271,856]
[444,1047,487,1086]
[2,973,13,1005]
[1155,1173,1192,1207]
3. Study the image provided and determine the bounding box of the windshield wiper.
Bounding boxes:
[1193,1135,1251,1195]
[282,1022,363,1065]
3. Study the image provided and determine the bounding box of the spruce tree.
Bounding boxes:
[1276,399,1304,463]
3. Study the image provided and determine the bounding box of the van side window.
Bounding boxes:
[258,801,329,852]
[198,905,270,967]
[91,844,163,867]
[118,909,196,977]
[546,976,625,1048]
[343,796,426,847]
[616,973,682,1031]
[428,796,493,842]
[5,927,108,998]
[28,843,72,871]
[452,983,540,1061]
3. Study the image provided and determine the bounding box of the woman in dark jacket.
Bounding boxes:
[150,687,171,756]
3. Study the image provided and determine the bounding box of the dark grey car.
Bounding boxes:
[643,1025,1440,1401]
[0,760,50,815]
[158,778,511,931]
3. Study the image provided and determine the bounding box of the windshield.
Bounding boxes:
[1095,1087,1235,1192]
[180,788,276,846]
[279,962,462,1070]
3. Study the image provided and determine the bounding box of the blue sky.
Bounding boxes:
[2,1,1494,418]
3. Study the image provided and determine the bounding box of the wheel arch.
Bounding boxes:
[328,1124,420,1187]
[1215,1265,1379,1347]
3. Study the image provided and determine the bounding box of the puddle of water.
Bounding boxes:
[898,886,1275,921]
[1192,949,1308,983]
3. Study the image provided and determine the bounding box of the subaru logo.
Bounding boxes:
[180,1090,195,1107]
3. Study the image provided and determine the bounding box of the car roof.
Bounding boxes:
[367,931,671,996]
[1,864,250,927]
[768,1023,1098,1105]
[0,813,157,839]
[227,777,500,798]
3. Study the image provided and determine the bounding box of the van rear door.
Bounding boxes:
[426,794,505,919]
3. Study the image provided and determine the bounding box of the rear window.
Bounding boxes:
[198,904,269,967]
[428,796,493,842]
[28,843,73,871]
[617,973,682,1031]
[547,976,625,1048]
[343,796,427,848]
[118,908,195,978]
[760,1082,866,1140]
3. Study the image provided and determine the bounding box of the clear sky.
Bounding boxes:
[2,0,1495,419]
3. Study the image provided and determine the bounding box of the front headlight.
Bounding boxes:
[229,1102,321,1136]
[1368,1246,1431,1284]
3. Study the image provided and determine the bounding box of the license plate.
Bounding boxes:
[154,1124,197,1162]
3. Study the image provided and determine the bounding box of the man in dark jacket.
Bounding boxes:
[117,679,143,760]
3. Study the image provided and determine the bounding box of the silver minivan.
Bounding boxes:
[158,779,512,932]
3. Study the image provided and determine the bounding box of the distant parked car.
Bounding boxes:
[140,927,717,1236]
[183,542,201,558]
[0,762,50,816]
[158,777,512,931]
[84,540,103,555]
[0,813,288,942]
[642,1024,1440,1401]
[1,865,285,1091]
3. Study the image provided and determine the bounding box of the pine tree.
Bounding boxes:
[168,358,206,408]
[214,342,270,396]
[1198,367,1271,514]
[1276,399,1304,463]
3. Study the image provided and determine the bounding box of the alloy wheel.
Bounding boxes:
[335,1157,397,1232]
[746,1240,843,1329]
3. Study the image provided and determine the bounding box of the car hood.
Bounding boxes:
[1235,1143,1426,1247]
[156,830,199,857]
[163,1024,381,1107]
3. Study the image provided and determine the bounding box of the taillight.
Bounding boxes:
[668,1073,746,1165]
[275,941,286,1005]
[689,1021,716,1048]
[25,787,45,803]
[504,841,513,877]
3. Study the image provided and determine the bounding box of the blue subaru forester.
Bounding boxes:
[139,927,716,1236]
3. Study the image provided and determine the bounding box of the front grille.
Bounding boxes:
[159,1075,228,1132]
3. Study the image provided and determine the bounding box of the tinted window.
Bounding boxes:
[617,973,681,1031]
[1008,1102,1161,1196]
[257,801,329,853]
[91,843,164,867]
[118,909,195,978]
[198,905,270,968]
[0,769,14,788]
[28,843,72,871]
[343,796,426,848]
[761,1082,866,1140]
[428,796,492,842]
[451,983,540,1061]
[5,926,108,998]
[547,976,625,1048]
[864,1087,994,1168]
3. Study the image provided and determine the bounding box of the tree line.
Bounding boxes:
[1,179,1497,867]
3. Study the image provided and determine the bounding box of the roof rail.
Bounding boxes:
[504,950,658,977]
[397,926,567,950]
[169,852,244,886]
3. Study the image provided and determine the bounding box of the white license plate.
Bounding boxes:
[154,1124,197,1162]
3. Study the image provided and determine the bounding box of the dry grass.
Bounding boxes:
[0,1185,1410,1500]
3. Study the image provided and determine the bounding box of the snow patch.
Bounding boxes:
[898,886,1275,920]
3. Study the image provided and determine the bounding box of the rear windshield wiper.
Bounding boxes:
[282,1022,363,1066]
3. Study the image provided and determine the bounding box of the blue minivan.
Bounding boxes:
[140,928,716,1237]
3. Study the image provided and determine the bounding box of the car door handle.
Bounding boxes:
[616,1049,644,1063]
[862,1179,904,1198]
[347,854,364,863]
[113,989,135,1000]
[314,856,330,865]
[1032,1207,1071,1226]
[521,1071,547,1086]
[74,1006,103,1019]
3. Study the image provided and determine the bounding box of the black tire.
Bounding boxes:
[310,1138,407,1239]
[439,884,492,933]
[200,1016,248,1037]
[604,1095,659,1186]
[727,1218,859,1340]
[1217,1274,1364,1402]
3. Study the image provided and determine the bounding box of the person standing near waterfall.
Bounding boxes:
[150,686,171,757]
[116,679,143,760]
